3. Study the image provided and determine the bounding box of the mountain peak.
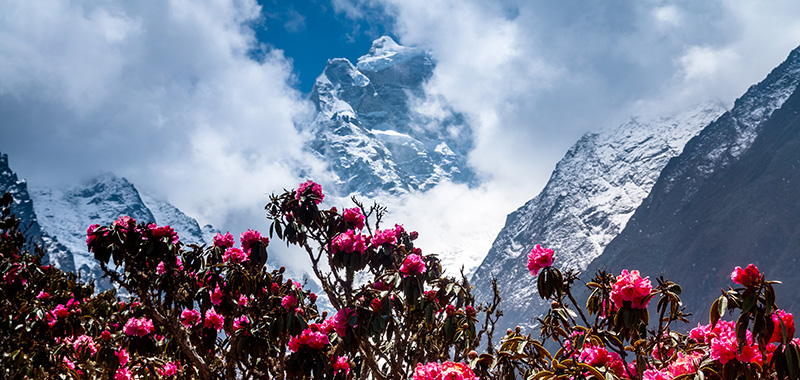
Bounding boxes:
[356,36,424,72]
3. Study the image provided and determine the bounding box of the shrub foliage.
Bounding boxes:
[0,182,798,380]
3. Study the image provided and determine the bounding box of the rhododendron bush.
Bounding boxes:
[1,182,799,380]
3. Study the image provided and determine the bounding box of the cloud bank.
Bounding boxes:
[0,0,329,245]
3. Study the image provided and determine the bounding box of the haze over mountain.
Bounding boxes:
[472,45,800,331]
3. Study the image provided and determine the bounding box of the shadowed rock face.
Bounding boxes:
[471,45,800,332]
[587,47,800,323]
[304,36,475,197]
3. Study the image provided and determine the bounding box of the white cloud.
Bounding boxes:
[653,5,681,28]
[0,0,327,266]
[678,45,738,81]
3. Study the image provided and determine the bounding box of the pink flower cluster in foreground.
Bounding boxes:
[332,356,350,374]
[157,361,180,377]
[771,309,796,343]
[400,254,426,277]
[288,328,329,352]
[690,320,758,364]
[213,232,235,248]
[180,308,201,327]
[578,343,624,376]
[610,269,652,309]
[240,229,269,253]
[123,317,154,337]
[148,223,179,244]
[331,230,368,254]
[342,207,365,230]
[412,361,479,380]
[371,228,397,246]
[205,308,224,331]
[223,247,248,264]
[297,180,324,204]
[527,244,554,276]
[731,263,761,287]
[333,308,353,337]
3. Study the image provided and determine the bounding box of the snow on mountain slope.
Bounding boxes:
[139,192,208,246]
[30,173,212,287]
[470,101,726,330]
[304,36,475,197]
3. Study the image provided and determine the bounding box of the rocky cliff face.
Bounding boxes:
[470,102,726,331]
[586,46,800,322]
[304,36,475,196]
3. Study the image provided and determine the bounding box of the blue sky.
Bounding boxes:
[253,0,393,93]
[1,0,800,273]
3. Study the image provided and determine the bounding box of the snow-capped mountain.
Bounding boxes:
[303,36,475,196]
[29,173,211,286]
[585,46,800,322]
[0,153,74,271]
[470,102,726,331]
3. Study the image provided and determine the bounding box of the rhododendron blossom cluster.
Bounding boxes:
[400,254,426,276]
[240,229,269,253]
[123,317,154,337]
[610,269,653,309]
[413,361,479,380]
[331,229,368,254]
[342,207,365,230]
[527,244,554,276]
[288,328,330,352]
[213,231,235,248]
[296,180,324,203]
[371,228,397,246]
[731,263,761,287]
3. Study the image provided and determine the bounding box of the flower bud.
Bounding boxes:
[279,267,285,273]
[515,326,521,333]
[468,350,478,360]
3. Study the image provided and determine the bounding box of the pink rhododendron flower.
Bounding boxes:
[642,369,671,380]
[233,315,250,331]
[309,292,317,303]
[332,356,350,374]
[610,269,653,309]
[223,247,248,264]
[213,232,235,248]
[371,228,397,246]
[181,308,201,327]
[115,348,130,366]
[282,294,298,311]
[578,344,624,376]
[36,290,49,300]
[100,330,112,342]
[112,215,136,230]
[400,254,426,277]
[668,351,703,377]
[86,224,100,248]
[52,304,70,318]
[333,308,353,337]
[692,320,759,364]
[297,180,324,204]
[114,367,133,380]
[157,361,179,377]
[240,229,269,253]
[731,264,761,287]
[288,328,330,352]
[371,298,383,312]
[527,244,554,276]
[123,317,154,337]
[149,223,179,244]
[342,207,365,230]
[156,261,167,275]
[210,284,223,305]
[204,308,224,331]
[238,294,249,306]
[71,334,98,356]
[770,309,796,343]
[331,229,368,254]
[412,361,479,380]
